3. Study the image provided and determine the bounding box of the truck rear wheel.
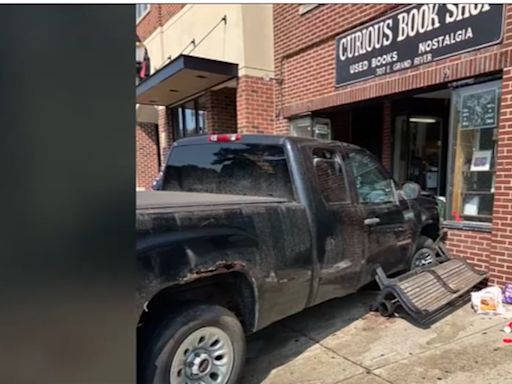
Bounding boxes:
[139,304,246,384]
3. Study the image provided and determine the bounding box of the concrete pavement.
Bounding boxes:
[242,291,512,384]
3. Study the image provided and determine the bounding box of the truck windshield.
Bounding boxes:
[162,143,294,200]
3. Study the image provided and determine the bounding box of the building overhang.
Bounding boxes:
[136,54,238,106]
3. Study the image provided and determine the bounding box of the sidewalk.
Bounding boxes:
[242,291,512,384]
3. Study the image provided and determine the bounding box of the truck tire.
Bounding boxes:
[139,303,246,384]
[409,235,438,271]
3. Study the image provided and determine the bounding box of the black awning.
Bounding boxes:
[136,54,238,106]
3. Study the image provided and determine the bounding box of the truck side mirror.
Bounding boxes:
[401,182,421,200]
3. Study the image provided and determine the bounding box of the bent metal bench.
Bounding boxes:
[373,245,487,324]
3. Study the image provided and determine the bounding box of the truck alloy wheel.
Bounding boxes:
[411,247,437,269]
[139,304,245,384]
[170,326,234,384]
[409,235,439,270]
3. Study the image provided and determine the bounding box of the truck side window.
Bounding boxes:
[345,151,395,204]
[312,148,348,203]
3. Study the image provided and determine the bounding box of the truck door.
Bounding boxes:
[308,145,367,305]
[343,148,414,283]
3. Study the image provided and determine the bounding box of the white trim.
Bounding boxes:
[136,4,150,25]
[299,4,319,15]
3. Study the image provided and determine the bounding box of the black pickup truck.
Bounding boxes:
[136,134,448,384]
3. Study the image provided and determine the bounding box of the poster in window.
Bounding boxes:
[460,88,498,129]
[470,150,493,171]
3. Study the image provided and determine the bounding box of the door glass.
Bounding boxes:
[346,151,396,204]
[183,100,197,137]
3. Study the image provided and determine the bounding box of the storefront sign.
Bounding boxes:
[460,88,498,129]
[335,4,504,86]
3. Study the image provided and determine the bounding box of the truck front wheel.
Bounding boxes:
[139,304,246,384]
[409,235,438,270]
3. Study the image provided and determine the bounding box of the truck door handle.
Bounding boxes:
[364,217,381,226]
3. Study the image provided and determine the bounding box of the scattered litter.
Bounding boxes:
[502,321,512,334]
[503,283,512,304]
[503,338,512,344]
[471,286,505,315]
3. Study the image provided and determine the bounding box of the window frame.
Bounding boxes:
[171,96,207,139]
[311,146,352,205]
[445,79,502,225]
[136,4,150,24]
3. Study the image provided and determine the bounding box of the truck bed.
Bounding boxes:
[137,191,288,211]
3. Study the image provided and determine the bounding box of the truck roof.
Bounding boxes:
[171,134,341,147]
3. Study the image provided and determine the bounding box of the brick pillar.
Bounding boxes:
[136,122,159,190]
[488,68,512,286]
[206,88,237,134]
[381,100,393,171]
[237,75,275,134]
[157,107,173,167]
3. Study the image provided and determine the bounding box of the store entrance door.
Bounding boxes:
[394,115,443,195]
[392,91,451,197]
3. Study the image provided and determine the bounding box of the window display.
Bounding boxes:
[448,80,501,223]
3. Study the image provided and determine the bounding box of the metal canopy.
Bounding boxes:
[136,54,238,106]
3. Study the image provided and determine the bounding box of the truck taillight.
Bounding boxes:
[209,134,241,142]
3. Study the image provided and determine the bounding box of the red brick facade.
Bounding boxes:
[237,75,275,134]
[205,88,237,134]
[136,123,159,190]
[381,101,392,171]
[272,4,512,285]
[489,68,512,286]
[445,229,492,273]
[137,4,185,41]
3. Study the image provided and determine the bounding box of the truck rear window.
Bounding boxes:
[162,143,294,200]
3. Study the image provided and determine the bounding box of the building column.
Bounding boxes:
[136,122,159,190]
[158,107,173,167]
[237,75,275,134]
[381,100,393,171]
[206,88,237,134]
[488,67,512,286]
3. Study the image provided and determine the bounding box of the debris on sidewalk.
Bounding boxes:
[471,286,505,315]
[503,321,512,334]
[503,283,512,304]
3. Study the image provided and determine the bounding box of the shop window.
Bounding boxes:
[448,80,501,223]
[312,148,348,203]
[346,150,396,204]
[171,95,208,139]
[136,4,150,23]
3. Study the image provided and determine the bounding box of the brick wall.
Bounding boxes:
[488,67,512,286]
[158,107,173,166]
[273,4,512,284]
[381,101,392,171]
[237,75,275,134]
[274,5,512,121]
[205,88,237,134]
[137,4,185,41]
[445,229,492,273]
[136,123,159,190]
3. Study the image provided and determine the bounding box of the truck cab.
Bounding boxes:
[138,134,440,384]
